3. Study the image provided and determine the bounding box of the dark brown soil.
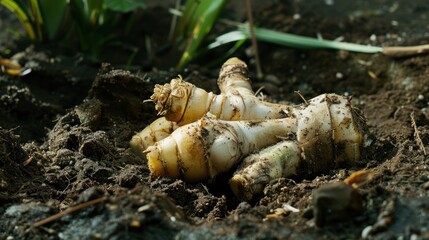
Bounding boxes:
[1,1,429,239]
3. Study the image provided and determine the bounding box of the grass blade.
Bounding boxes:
[38,0,68,40]
[29,0,43,40]
[208,31,247,49]
[104,0,146,13]
[210,26,383,54]
[0,0,36,40]
[246,27,383,53]
[176,0,228,70]
[171,0,198,42]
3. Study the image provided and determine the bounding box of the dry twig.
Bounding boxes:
[33,197,108,227]
[410,112,426,155]
[383,44,429,58]
[245,0,262,78]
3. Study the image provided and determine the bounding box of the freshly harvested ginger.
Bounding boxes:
[229,94,367,200]
[150,58,292,125]
[130,57,369,201]
[146,116,297,182]
[145,93,367,200]
[130,58,292,157]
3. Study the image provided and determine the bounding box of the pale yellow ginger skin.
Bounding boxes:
[130,117,178,160]
[216,58,254,96]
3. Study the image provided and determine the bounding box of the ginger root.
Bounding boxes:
[130,117,178,160]
[229,94,366,200]
[130,57,369,201]
[146,116,297,182]
[130,58,293,157]
[151,58,292,125]
[145,94,366,198]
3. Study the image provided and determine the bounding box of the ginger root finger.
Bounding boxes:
[230,94,367,200]
[130,117,178,160]
[151,76,217,124]
[150,58,292,126]
[217,57,254,96]
[230,141,301,201]
[146,116,297,182]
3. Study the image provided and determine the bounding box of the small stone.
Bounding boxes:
[410,234,419,240]
[361,225,373,239]
[336,72,344,79]
[312,182,363,227]
[422,181,429,190]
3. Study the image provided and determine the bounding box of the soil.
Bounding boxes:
[1,1,429,239]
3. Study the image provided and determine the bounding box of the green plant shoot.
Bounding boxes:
[174,0,228,70]
[209,25,383,54]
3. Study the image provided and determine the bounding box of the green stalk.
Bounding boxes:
[37,0,68,40]
[0,0,36,40]
[171,0,198,41]
[210,26,383,54]
[29,0,43,41]
[176,0,228,70]
[247,27,383,53]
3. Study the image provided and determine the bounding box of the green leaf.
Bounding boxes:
[246,27,383,53]
[176,0,228,70]
[29,0,43,40]
[172,0,198,41]
[104,0,145,13]
[0,0,36,40]
[209,26,383,54]
[205,38,247,68]
[208,31,247,49]
[37,0,68,40]
[86,0,103,25]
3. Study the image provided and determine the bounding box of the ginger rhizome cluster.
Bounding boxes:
[130,58,368,201]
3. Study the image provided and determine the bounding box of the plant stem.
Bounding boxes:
[245,0,263,78]
[0,0,36,40]
[383,44,429,57]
